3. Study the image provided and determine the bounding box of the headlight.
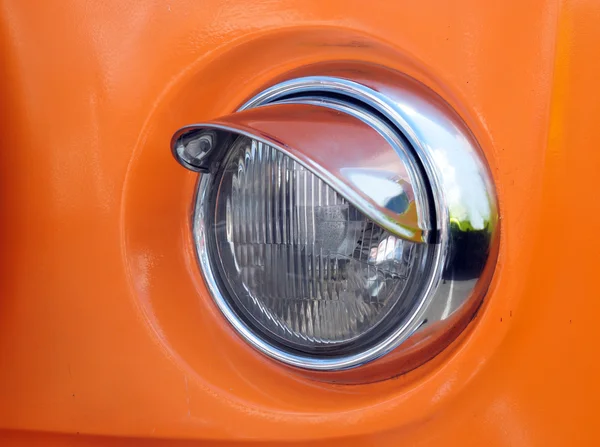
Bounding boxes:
[171,65,499,381]
[211,135,431,354]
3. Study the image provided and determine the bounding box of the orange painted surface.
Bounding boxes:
[0,0,599,445]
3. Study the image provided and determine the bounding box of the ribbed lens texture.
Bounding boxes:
[212,137,423,351]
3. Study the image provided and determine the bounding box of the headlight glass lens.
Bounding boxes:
[209,136,430,355]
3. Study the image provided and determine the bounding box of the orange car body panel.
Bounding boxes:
[0,0,599,445]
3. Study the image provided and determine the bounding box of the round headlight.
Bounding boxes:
[171,66,498,380]
[210,135,432,355]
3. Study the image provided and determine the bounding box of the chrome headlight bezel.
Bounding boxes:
[172,64,499,381]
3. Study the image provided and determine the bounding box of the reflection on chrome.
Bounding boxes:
[341,168,411,215]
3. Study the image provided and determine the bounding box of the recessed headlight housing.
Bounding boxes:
[171,65,498,381]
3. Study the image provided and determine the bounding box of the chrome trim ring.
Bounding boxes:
[192,106,443,371]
